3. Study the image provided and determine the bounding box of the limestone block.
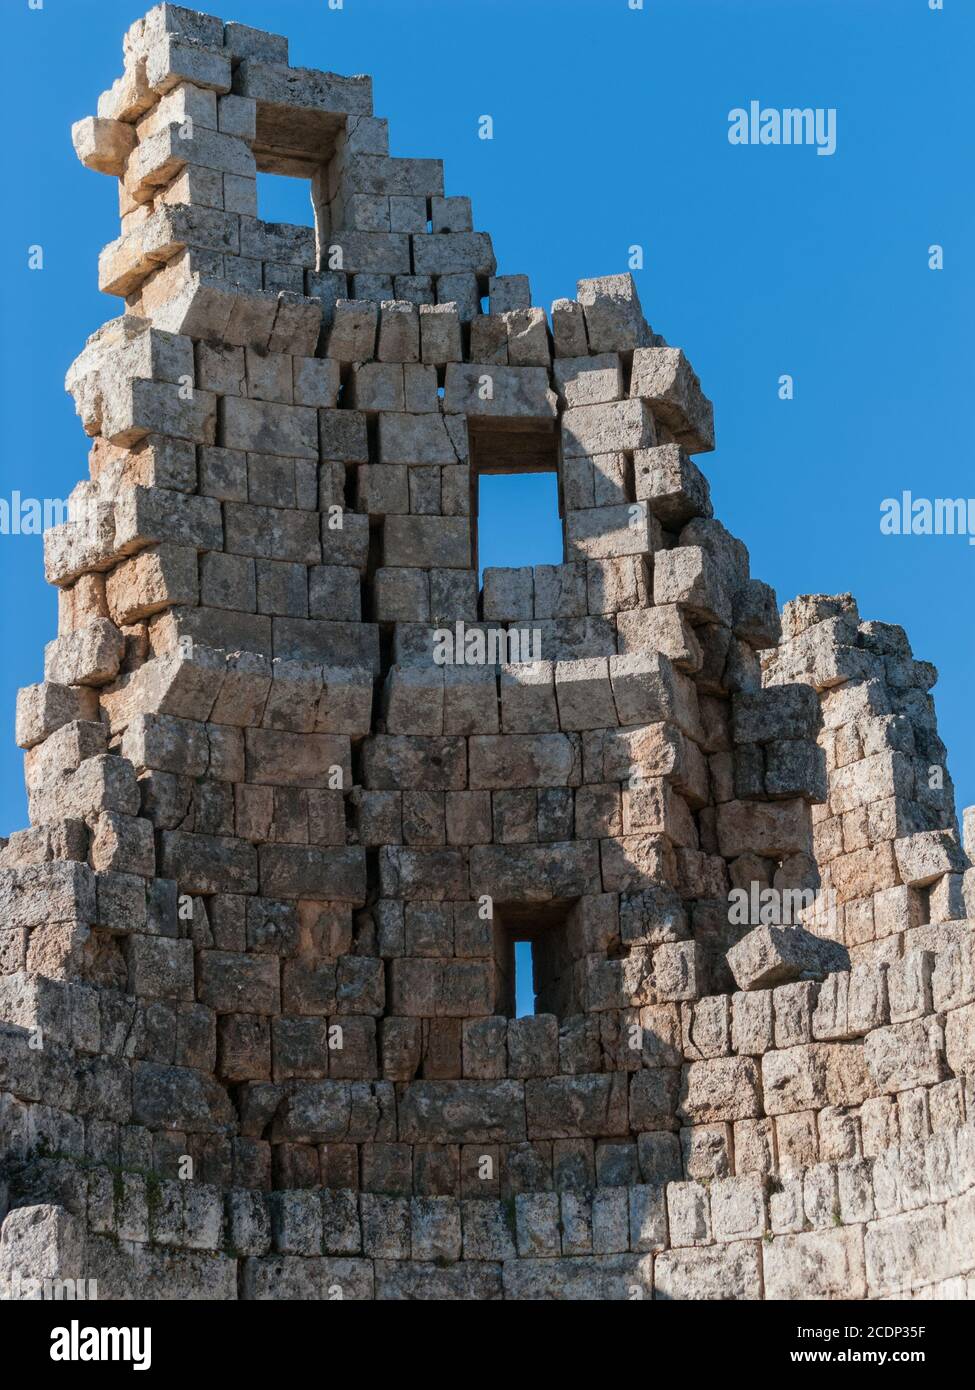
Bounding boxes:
[482,567,533,622]
[554,658,618,732]
[633,444,712,527]
[0,1205,86,1294]
[653,545,730,625]
[764,1226,866,1300]
[562,399,655,458]
[469,733,580,789]
[887,948,934,1023]
[72,116,136,176]
[864,1018,946,1093]
[220,396,318,460]
[608,652,698,741]
[89,811,155,877]
[419,303,463,364]
[105,543,198,624]
[217,92,257,141]
[103,646,229,733]
[944,1001,975,1074]
[616,604,702,674]
[678,1056,761,1125]
[550,298,588,357]
[553,354,623,408]
[764,738,828,802]
[383,665,444,735]
[379,849,466,906]
[220,20,288,62]
[413,232,495,277]
[597,722,684,790]
[24,720,107,792]
[443,666,499,736]
[703,1174,764,1241]
[730,989,774,1056]
[432,272,476,320]
[43,491,119,587]
[131,1059,236,1132]
[0,860,97,928]
[469,842,599,902]
[525,1073,628,1140]
[158,829,259,895]
[430,196,472,233]
[30,752,140,825]
[320,233,405,277]
[128,124,252,201]
[500,661,557,734]
[829,750,913,814]
[486,275,529,313]
[363,735,467,790]
[928,872,967,924]
[961,805,975,860]
[326,299,378,362]
[715,799,813,858]
[15,683,99,750]
[503,308,550,367]
[44,620,124,687]
[630,347,715,454]
[399,1081,525,1144]
[534,563,587,620]
[373,567,428,623]
[234,57,372,115]
[443,363,557,420]
[357,463,408,516]
[514,1193,560,1258]
[383,516,470,569]
[378,411,462,465]
[565,502,661,562]
[504,1014,557,1080]
[590,1187,627,1253]
[145,34,232,96]
[127,934,194,1001]
[131,5,224,50]
[734,579,782,649]
[727,924,849,991]
[894,830,967,887]
[576,274,651,354]
[654,1239,761,1301]
[503,1252,652,1300]
[114,485,223,554]
[290,357,339,411]
[244,349,295,406]
[376,299,420,362]
[863,1207,956,1298]
[732,685,819,745]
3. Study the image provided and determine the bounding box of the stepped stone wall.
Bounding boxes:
[1,4,973,1301]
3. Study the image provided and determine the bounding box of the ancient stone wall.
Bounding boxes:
[1,4,973,1301]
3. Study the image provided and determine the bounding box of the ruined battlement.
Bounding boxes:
[1,4,973,1302]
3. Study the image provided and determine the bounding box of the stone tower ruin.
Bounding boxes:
[1,4,974,1301]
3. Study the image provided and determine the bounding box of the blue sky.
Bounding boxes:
[1,0,972,907]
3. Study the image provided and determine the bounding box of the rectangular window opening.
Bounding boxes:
[495,902,576,1019]
[470,425,562,578]
[255,170,316,230]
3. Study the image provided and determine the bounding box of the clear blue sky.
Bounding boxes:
[2,0,972,891]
